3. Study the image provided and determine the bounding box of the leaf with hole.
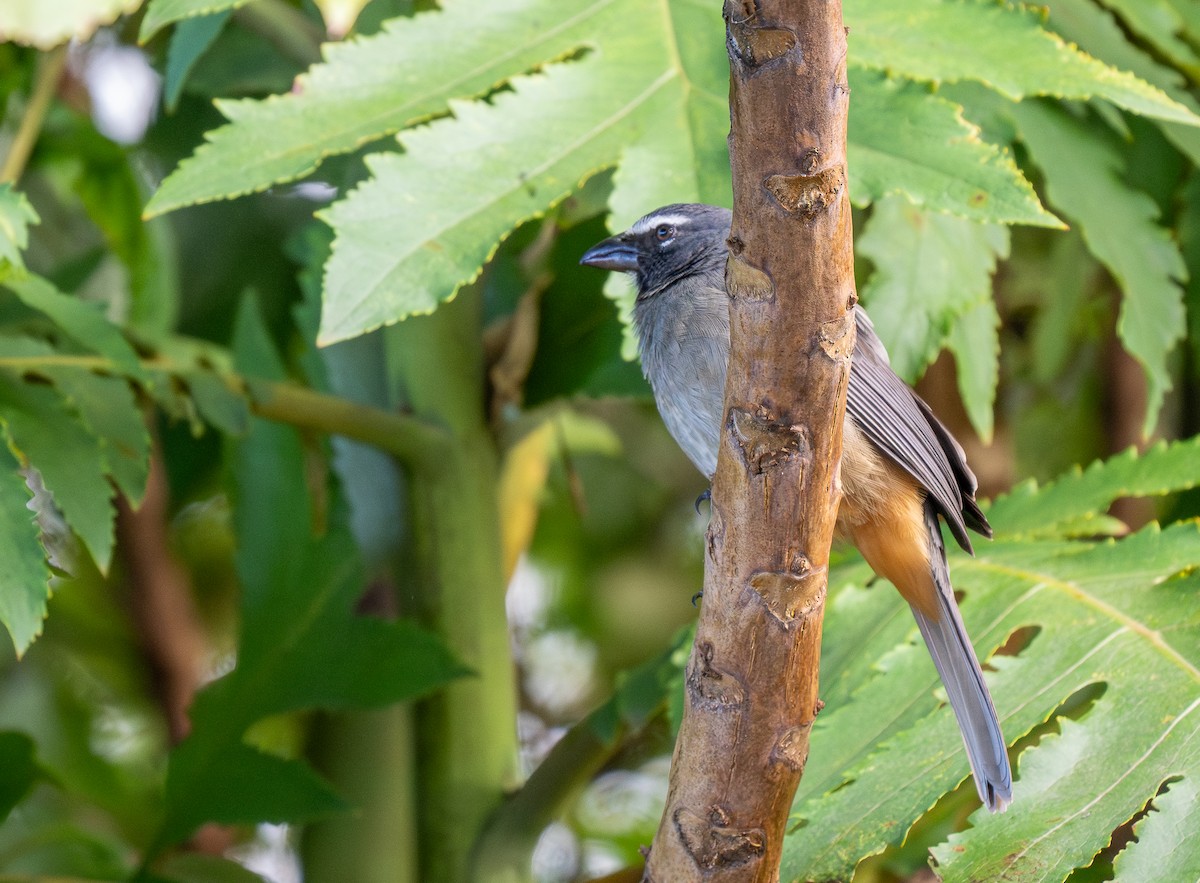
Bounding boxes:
[783,439,1200,881]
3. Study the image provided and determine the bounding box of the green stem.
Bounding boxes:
[1,46,68,184]
[473,641,681,880]
[473,710,625,883]
[234,0,324,67]
[247,378,446,470]
[385,287,519,882]
[301,708,421,883]
[0,353,448,470]
[0,877,115,883]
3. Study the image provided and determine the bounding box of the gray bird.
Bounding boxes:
[580,203,1012,812]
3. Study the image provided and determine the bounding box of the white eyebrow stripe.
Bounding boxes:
[631,213,692,235]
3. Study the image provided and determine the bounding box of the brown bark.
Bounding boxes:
[118,442,207,744]
[1105,330,1155,530]
[642,2,854,881]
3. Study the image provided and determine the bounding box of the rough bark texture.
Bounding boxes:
[642,2,854,881]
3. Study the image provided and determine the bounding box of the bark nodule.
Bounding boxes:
[643,2,854,880]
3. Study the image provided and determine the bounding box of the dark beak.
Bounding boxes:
[580,235,638,272]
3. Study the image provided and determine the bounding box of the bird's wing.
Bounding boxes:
[846,307,990,553]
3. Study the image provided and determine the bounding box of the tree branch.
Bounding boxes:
[118,438,207,744]
[246,377,448,471]
[473,710,624,882]
[0,352,449,471]
[643,1,854,879]
[0,46,68,184]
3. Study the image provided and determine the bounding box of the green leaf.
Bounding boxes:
[244,612,471,716]
[146,0,731,296]
[592,0,732,358]
[1169,0,1200,41]
[1012,100,1188,436]
[0,446,50,654]
[158,853,268,883]
[1046,0,1186,93]
[0,0,141,47]
[3,275,143,377]
[318,0,723,345]
[658,0,732,207]
[1094,0,1200,73]
[0,731,38,822]
[1112,777,1200,881]
[987,437,1200,539]
[163,11,230,111]
[0,329,149,522]
[811,562,907,712]
[229,298,464,707]
[179,368,249,436]
[525,214,649,402]
[151,297,464,852]
[623,626,692,733]
[314,0,728,343]
[139,0,250,41]
[1043,0,1200,167]
[603,60,718,356]
[843,0,1200,125]
[0,371,114,573]
[782,441,1200,877]
[319,60,598,341]
[785,520,1200,881]
[161,740,346,846]
[1023,231,1096,385]
[71,123,180,340]
[172,15,299,98]
[945,296,1001,443]
[931,535,1200,880]
[858,196,1009,382]
[0,185,39,278]
[144,0,621,215]
[34,367,151,509]
[0,335,149,518]
[848,72,1060,227]
[146,0,1198,226]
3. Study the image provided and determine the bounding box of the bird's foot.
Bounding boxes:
[691,591,703,607]
[694,487,712,515]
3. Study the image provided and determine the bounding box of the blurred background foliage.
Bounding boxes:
[1,0,1200,881]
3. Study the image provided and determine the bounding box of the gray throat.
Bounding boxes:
[633,274,731,479]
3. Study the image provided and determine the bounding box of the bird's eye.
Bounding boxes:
[655,224,675,242]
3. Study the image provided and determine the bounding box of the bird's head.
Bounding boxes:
[579,203,731,298]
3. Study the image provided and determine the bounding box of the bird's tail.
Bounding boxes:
[911,501,1012,811]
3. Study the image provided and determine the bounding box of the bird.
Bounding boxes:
[580,203,1012,812]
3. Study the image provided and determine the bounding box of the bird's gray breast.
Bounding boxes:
[634,279,730,478]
